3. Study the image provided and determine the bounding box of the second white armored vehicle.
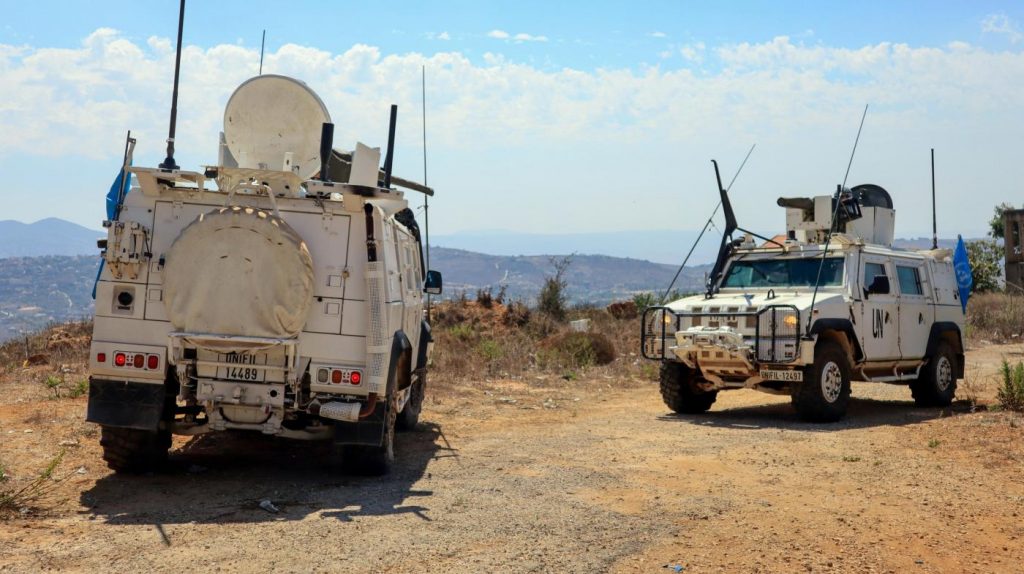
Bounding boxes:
[87,74,441,474]
[643,166,965,422]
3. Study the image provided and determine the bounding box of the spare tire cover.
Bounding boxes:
[164,206,314,341]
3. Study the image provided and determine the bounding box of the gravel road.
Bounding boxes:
[2,344,1023,573]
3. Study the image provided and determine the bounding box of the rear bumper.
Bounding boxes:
[86,378,165,431]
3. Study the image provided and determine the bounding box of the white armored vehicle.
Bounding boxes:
[642,163,965,422]
[87,72,442,474]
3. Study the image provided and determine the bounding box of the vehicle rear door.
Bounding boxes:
[894,260,930,361]
[857,256,900,361]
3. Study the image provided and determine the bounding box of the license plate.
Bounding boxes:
[218,353,265,382]
[760,369,803,382]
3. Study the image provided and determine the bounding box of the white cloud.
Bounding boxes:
[488,30,547,43]
[680,42,706,63]
[650,31,667,38]
[982,13,1022,43]
[513,32,548,43]
[438,31,451,41]
[1,31,1022,238]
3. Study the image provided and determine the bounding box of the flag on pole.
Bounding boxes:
[92,165,132,299]
[953,235,973,314]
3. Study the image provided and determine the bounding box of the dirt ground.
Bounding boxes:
[2,343,1024,573]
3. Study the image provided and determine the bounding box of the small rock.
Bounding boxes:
[75,467,86,474]
[59,439,79,446]
[259,499,280,513]
[23,429,33,434]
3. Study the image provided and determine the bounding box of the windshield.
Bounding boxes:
[722,257,844,289]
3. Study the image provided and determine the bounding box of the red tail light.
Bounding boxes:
[133,354,145,369]
[114,353,127,367]
[97,353,107,363]
[350,371,361,385]
[147,355,159,370]
[331,369,343,384]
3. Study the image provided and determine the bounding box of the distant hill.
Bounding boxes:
[433,229,714,266]
[0,255,97,341]
[0,218,102,258]
[430,247,707,304]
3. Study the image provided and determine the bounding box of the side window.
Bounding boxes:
[864,262,887,286]
[896,265,923,296]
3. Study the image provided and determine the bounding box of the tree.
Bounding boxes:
[538,256,572,321]
[966,239,1002,293]
[989,203,1016,239]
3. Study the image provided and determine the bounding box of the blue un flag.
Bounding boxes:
[953,235,973,314]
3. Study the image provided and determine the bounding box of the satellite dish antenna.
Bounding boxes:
[223,74,331,180]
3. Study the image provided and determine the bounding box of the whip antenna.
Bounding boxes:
[259,29,266,75]
[159,0,186,171]
[422,65,432,318]
[660,143,756,303]
[931,148,937,250]
[805,104,869,332]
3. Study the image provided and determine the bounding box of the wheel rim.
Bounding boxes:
[936,357,953,392]
[821,361,843,403]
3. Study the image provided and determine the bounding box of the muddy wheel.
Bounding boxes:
[659,362,717,414]
[791,341,851,422]
[910,342,957,407]
[99,426,171,473]
[396,372,425,432]
[343,393,397,476]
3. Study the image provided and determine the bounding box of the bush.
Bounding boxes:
[632,292,658,311]
[997,360,1024,412]
[607,300,638,320]
[966,293,1024,342]
[966,239,1003,293]
[539,331,616,369]
[476,287,494,309]
[503,301,531,328]
[538,256,571,321]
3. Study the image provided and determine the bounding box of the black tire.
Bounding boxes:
[791,341,851,422]
[659,362,718,414]
[99,426,171,473]
[342,392,397,476]
[910,342,957,407]
[396,372,425,432]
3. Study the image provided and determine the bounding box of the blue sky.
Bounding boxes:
[3,1,1020,70]
[1,1,1023,251]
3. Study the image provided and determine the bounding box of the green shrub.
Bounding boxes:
[997,360,1024,412]
[632,292,658,310]
[448,323,475,341]
[538,256,571,321]
[540,331,616,369]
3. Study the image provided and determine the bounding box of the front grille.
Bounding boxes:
[755,306,800,363]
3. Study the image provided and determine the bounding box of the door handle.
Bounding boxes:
[918,313,924,324]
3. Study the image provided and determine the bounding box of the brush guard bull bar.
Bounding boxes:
[641,305,802,363]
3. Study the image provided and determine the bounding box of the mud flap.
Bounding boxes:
[332,400,385,446]
[86,378,165,431]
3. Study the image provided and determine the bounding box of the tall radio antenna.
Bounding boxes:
[259,29,266,75]
[660,143,755,303]
[805,104,869,332]
[422,64,432,317]
[159,0,186,171]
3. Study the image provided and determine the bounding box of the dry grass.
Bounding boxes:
[0,450,65,519]
[966,292,1024,343]
[429,298,653,389]
[0,320,93,372]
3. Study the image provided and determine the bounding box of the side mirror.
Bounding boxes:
[424,270,443,295]
[864,275,890,298]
